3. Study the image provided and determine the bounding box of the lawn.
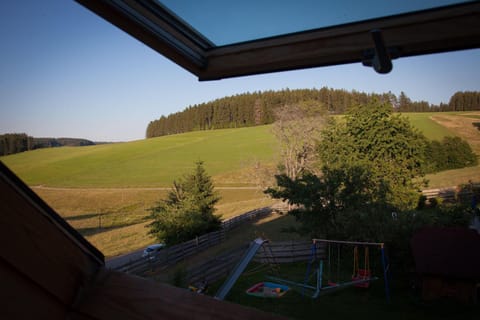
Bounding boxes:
[213,263,479,320]
[163,228,479,320]
[192,234,479,320]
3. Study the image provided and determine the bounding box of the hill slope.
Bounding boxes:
[2,112,474,188]
[1,125,277,187]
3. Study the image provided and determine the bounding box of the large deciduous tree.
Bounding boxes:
[272,100,327,180]
[148,161,221,245]
[320,100,427,210]
[265,166,390,240]
[266,100,428,240]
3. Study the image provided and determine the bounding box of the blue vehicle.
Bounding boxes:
[142,243,165,260]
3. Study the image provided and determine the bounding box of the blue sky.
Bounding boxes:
[0,1,479,142]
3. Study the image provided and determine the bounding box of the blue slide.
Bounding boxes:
[214,238,267,300]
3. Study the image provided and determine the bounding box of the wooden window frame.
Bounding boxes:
[76,0,480,80]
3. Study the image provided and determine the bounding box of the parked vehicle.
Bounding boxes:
[142,243,165,259]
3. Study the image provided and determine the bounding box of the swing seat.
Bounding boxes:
[327,281,339,287]
[352,269,371,288]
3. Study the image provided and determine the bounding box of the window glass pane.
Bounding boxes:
[158,0,472,46]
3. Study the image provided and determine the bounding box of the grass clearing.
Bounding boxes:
[401,113,456,140]
[429,112,480,154]
[87,221,154,258]
[33,187,272,222]
[32,186,275,257]
[424,111,480,188]
[425,165,480,189]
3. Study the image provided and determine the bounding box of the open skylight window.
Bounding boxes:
[77,0,480,80]
[158,0,473,46]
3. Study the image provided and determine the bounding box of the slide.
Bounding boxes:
[214,238,267,300]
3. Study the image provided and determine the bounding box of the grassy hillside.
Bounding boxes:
[401,112,456,140]
[1,125,278,187]
[2,112,478,189]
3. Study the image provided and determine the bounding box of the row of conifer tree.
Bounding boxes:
[146,88,480,138]
[0,133,94,156]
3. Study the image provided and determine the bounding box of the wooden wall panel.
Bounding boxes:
[71,270,285,320]
[0,165,102,311]
[0,261,67,319]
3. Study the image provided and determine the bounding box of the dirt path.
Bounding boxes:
[430,112,480,154]
[32,185,261,191]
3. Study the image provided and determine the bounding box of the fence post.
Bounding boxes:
[181,243,186,262]
[113,206,279,273]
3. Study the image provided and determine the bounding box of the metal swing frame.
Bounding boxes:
[268,239,391,303]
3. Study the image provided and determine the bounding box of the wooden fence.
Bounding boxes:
[113,206,273,275]
[186,240,326,285]
[186,244,249,285]
[422,184,479,204]
[114,183,480,276]
[254,240,325,264]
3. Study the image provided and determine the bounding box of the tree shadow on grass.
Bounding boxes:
[77,226,120,237]
[174,212,303,271]
[76,216,150,236]
[65,212,104,221]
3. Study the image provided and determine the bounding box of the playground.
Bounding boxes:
[206,238,479,320]
[216,264,478,320]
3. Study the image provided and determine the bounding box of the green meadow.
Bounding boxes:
[1,125,278,188]
[1,125,280,256]
[400,112,456,140]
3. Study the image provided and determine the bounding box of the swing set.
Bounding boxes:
[268,239,391,302]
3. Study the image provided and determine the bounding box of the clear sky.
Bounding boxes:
[0,1,479,142]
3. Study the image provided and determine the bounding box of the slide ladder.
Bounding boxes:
[214,238,267,300]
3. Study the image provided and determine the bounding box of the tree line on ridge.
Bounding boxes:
[0,133,95,156]
[146,88,480,138]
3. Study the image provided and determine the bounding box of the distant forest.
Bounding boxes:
[0,134,95,156]
[146,88,480,138]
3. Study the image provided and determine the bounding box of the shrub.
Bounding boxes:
[425,136,478,173]
[148,161,222,245]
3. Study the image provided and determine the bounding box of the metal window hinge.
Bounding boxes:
[362,29,399,74]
